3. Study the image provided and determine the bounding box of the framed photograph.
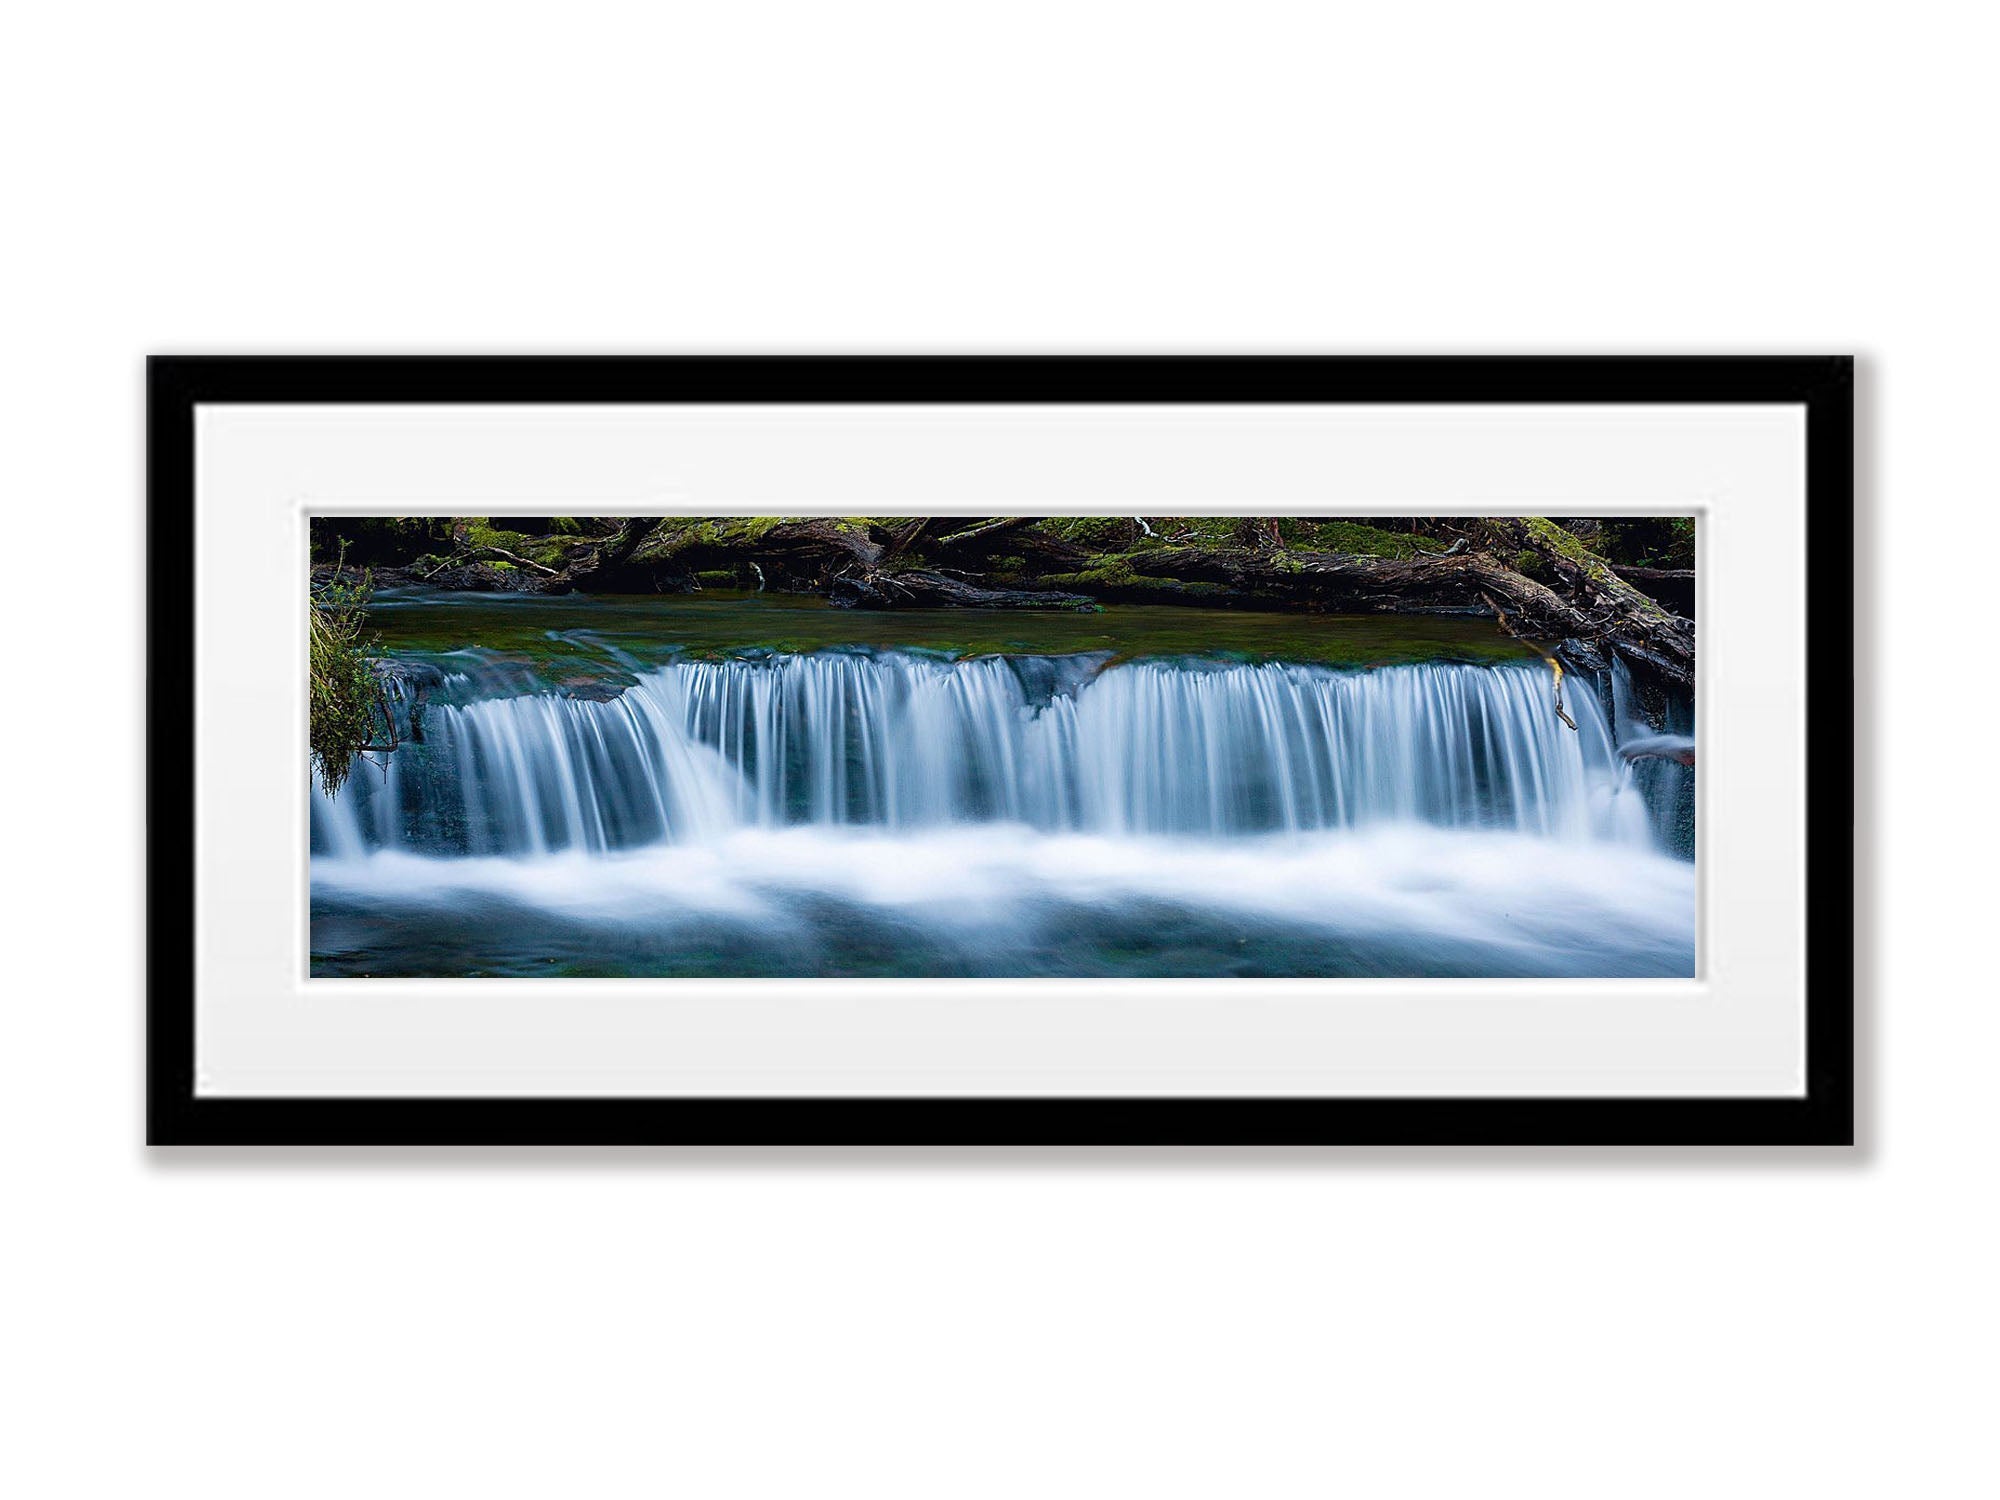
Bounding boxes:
[148,356,1853,1145]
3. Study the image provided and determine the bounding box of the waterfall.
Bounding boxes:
[312,653,1661,857]
[1608,654,1697,856]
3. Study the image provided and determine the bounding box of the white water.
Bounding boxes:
[310,653,1693,977]
[314,654,1654,853]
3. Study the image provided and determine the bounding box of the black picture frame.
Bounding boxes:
[148,355,1854,1147]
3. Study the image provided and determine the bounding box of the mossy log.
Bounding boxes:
[1473,518,1695,687]
[328,513,1695,688]
[1100,529,1693,687]
[581,517,1102,610]
[603,517,883,591]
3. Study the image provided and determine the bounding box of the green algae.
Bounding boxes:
[358,588,1541,692]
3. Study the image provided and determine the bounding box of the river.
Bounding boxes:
[309,591,1696,978]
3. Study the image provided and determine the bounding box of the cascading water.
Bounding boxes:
[311,650,1696,979]
[314,654,1654,853]
[1609,654,1697,857]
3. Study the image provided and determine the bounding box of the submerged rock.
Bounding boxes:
[369,659,446,742]
[558,678,629,702]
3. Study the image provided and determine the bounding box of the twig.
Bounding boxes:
[420,544,560,578]
[1546,655,1576,730]
[932,516,1038,550]
[1483,590,1574,729]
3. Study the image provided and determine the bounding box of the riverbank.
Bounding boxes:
[312,514,1698,689]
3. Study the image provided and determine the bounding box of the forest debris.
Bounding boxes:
[830,568,1097,611]
[931,516,1041,551]
[433,544,559,577]
[314,513,1697,694]
[1483,590,1574,729]
[1545,655,1576,731]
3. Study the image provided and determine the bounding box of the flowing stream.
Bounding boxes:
[311,614,1696,978]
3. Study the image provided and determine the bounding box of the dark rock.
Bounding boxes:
[369,660,446,742]
[1554,637,1609,675]
[372,660,446,693]
[559,678,630,702]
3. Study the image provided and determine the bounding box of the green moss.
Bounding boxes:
[1515,550,1540,577]
[360,590,1545,672]
[453,521,576,570]
[1045,516,1138,549]
[462,520,532,552]
[1520,516,1591,561]
[1282,520,1443,558]
[1517,516,1624,589]
[1099,517,1440,558]
[629,521,700,563]
[1167,516,1247,545]
[1041,554,1146,590]
[1034,554,1236,601]
[671,517,782,549]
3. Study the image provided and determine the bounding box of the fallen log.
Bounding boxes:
[538,515,666,591]
[419,544,560,579]
[884,518,936,558]
[381,513,1695,691]
[830,569,1097,611]
[1103,533,1694,689]
[928,516,1043,553]
[591,517,883,592]
[1473,518,1696,688]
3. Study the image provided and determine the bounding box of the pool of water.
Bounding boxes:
[361,588,1542,693]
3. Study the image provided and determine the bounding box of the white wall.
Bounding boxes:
[2,4,1982,1496]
